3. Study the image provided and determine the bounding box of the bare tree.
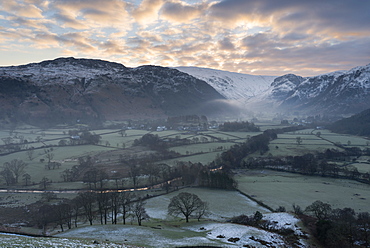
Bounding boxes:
[132,199,149,226]
[120,191,133,224]
[3,159,27,184]
[109,192,120,224]
[54,202,72,232]
[296,136,303,145]
[78,192,96,225]
[96,192,110,225]
[83,168,108,189]
[44,149,54,163]
[37,204,54,235]
[129,164,141,189]
[305,200,332,221]
[22,173,31,186]
[168,192,207,222]
[119,129,126,137]
[0,167,15,186]
[40,177,51,189]
[83,169,98,189]
[143,163,160,186]
[97,169,108,189]
[195,201,209,221]
[71,197,82,228]
[27,148,35,161]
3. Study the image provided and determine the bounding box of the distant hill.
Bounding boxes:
[329,108,370,136]
[245,64,370,116]
[0,57,226,127]
[175,66,276,100]
[177,64,370,117]
[2,58,369,127]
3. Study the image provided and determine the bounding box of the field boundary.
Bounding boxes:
[235,189,274,212]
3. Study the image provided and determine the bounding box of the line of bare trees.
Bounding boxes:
[35,191,149,234]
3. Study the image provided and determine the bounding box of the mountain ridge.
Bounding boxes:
[0,57,226,127]
[175,66,277,100]
[245,63,370,116]
[1,58,369,127]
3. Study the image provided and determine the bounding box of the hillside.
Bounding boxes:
[246,64,370,116]
[175,66,276,100]
[0,58,226,127]
[329,108,370,136]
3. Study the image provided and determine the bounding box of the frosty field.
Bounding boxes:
[55,214,305,248]
[145,187,270,221]
[52,187,309,247]
[0,233,129,248]
[236,169,370,213]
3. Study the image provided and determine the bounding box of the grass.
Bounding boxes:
[236,169,370,213]
[313,129,370,147]
[0,233,127,248]
[345,162,370,174]
[0,145,116,185]
[259,129,370,157]
[56,222,222,248]
[267,136,336,157]
[161,152,222,166]
[55,218,294,248]
[145,187,270,222]
[169,142,234,155]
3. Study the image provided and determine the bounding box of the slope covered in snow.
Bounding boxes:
[175,66,277,100]
[246,63,370,115]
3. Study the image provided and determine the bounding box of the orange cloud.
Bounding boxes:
[53,0,131,29]
[132,0,164,24]
[2,1,43,18]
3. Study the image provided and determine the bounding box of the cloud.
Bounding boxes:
[218,37,235,51]
[52,13,88,29]
[132,0,163,25]
[209,0,370,36]
[51,0,131,29]
[0,0,369,76]
[98,40,126,54]
[1,1,43,18]
[160,1,207,23]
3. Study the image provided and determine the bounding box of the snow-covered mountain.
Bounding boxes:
[1,58,369,127]
[0,57,226,127]
[247,64,370,115]
[175,67,277,100]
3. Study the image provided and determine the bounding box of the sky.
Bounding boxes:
[0,0,369,76]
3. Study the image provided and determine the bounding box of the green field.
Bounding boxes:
[268,133,335,156]
[145,187,270,221]
[236,169,370,213]
[314,129,370,147]
[161,152,222,166]
[169,142,234,155]
[258,128,370,157]
[3,123,367,247]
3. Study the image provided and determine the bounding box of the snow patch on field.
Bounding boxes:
[55,213,308,248]
[264,213,303,232]
[184,222,286,247]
